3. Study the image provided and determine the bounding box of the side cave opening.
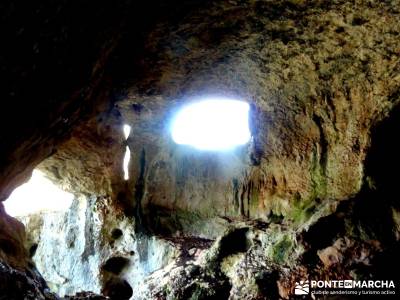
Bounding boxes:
[4,170,74,217]
[351,104,400,281]
[301,104,400,285]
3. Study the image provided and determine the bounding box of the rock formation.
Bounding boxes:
[1,0,400,299]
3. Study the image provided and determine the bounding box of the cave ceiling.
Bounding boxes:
[31,0,400,230]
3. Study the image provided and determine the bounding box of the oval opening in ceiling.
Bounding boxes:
[171,98,251,150]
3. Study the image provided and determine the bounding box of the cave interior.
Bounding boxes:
[1,1,400,299]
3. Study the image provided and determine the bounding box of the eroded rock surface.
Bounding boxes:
[121,0,400,228]
[19,195,179,299]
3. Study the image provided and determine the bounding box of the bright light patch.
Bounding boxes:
[171,98,251,150]
[123,146,131,180]
[4,170,74,217]
[123,124,131,140]
[122,124,131,180]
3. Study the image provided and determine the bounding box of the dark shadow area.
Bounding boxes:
[218,227,250,260]
[102,277,133,300]
[0,238,17,256]
[255,270,280,299]
[301,105,400,285]
[0,261,51,300]
[29,243,38,258]
[353,105,400,281]
[101,257,130,275]
[301,213,345,265]
[111,228,123,240]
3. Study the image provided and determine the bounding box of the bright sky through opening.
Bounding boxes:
[171,98,251,150]
[123,124,131,140]
[4,170,74,217]
[123,124,131,180]
[123,146,131,180]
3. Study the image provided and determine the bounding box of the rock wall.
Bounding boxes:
[21,196,103,295]
[118,0,400,232]
[0,1,205,295]
[20,195,179,299]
